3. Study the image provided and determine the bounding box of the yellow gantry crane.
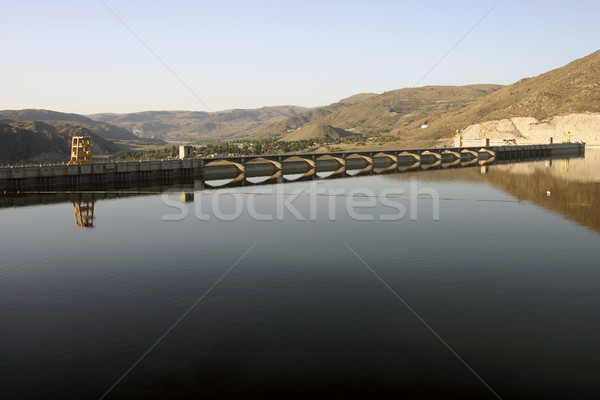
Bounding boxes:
[68,136,93,164]
[68,137,94,227]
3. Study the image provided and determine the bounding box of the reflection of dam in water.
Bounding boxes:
[0,146,591,230]
[0,144,586,201]
[479,152,600,233]
[201,156,477,188]
[189,144,583,189]
[389,149,600,234]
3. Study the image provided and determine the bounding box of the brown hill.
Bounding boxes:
[405,49,600,141]
[0,109,138,140]
[0,120,119,164]
[89,106,311,141]
[254,85,503,139]
[281,124,355,141]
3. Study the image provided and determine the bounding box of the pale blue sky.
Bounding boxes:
[1,0,599,114]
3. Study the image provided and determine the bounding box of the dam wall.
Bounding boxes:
[0,143,585,193]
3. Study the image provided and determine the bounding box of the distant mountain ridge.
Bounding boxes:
[0,109,138,140]
[2,49,598,164]
[88,106,311,141]
[254,50,600,143]
[253,85,504,140]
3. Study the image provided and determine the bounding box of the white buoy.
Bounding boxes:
[546,191,551,196]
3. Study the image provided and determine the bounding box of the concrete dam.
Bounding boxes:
[0,143,585,193]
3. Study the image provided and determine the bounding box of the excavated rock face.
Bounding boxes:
[459,113,600,146]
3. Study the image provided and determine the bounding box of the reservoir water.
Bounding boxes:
[1,150,599,399]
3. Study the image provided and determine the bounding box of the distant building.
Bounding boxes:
[421,124,429,129]
[179,145,194,159]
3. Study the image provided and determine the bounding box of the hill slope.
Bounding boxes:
[0,120,119,164]
[406,49,600,141]
[0,109,138,140]
[254,85,503,139]
[281,124,355,141]
[88,106,311,141]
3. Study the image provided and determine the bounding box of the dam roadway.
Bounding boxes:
[0,143,585,192]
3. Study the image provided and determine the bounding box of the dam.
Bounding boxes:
[0,143,585,193]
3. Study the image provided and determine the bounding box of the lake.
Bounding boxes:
[1,150,599,399]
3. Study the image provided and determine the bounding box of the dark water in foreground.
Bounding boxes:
[1,152,600,399]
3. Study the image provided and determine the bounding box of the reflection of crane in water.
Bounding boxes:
[73,200,95,228]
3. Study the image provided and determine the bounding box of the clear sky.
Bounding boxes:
[1,0,599,114]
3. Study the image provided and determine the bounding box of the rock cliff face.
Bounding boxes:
[458,113,600,146]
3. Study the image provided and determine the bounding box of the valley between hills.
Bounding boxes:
[1,49,599,164]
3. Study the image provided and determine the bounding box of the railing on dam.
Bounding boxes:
[0,143,585,193]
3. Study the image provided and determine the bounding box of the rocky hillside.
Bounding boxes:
[458,113,600,146]
[0,109,138,140]
[255,49,600,145]
[0,120,120,164]
[254,85,503,139]
[3,49,597,159]
[410,49,600,142]
[88,106,311,141]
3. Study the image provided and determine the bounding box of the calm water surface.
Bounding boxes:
[1,152,599,399]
